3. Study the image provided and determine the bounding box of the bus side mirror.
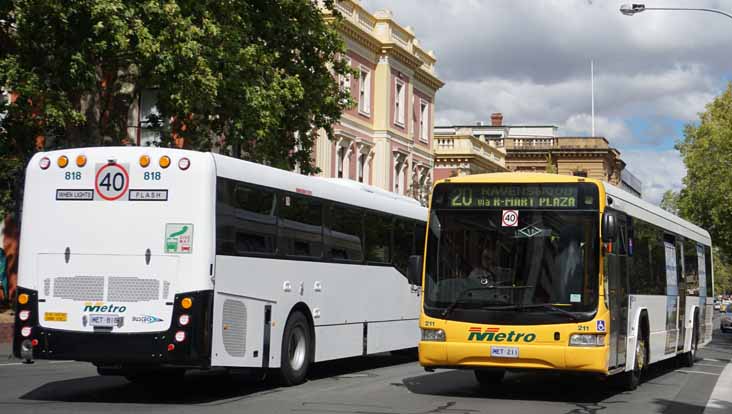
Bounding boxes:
[602,212,617,243]
[407,255,423,285]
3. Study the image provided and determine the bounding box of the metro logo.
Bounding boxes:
[467,327,536,343]
[82,302,127,313]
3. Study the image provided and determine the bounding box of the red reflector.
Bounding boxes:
[31,339,39,347]
[167,344,175,351]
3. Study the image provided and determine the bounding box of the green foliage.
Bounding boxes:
[659,190,679,215]
[676,82,732,260]
[0,0,352,215]
[713,248,732,296]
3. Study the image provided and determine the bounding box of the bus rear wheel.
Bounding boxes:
[474,369,505,387]
[277,311,312,386]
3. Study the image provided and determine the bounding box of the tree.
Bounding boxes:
[0,0,352,217]
[676,82,732,259]
[659,189,679,215]
[545,152,557,173]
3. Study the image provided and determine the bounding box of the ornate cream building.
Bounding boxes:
[435,113,643,197]
[317,1,444,203]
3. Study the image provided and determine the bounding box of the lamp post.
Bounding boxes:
[620,3,732,20]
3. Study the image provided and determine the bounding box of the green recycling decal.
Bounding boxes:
[165,223,193,254]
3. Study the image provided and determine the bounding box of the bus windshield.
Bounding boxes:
[424,184,600,324]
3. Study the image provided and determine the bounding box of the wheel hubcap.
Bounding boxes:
[637,339,645,371]
[289,326,307,371]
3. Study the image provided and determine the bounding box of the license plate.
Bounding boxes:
[90,314,121,328]
[491,346,519,358]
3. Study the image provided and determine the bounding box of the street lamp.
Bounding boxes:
[620,3,732,20]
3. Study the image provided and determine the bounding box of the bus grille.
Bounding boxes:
[50,276,162,302]
[107,277,159,302]
[53,276,105,301]
[222,299,247,357]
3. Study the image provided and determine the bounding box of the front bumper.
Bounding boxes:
[13,287,214,368]
[419,341,608,374]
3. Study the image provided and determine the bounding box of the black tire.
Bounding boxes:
[619,334,647,391]
[474,369,505,386]
[680,318,699,368]
[278,311,312,386]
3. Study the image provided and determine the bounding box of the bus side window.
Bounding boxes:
[684,241,700,296]
[392,219,415,276]
[278,193,323,258]
[364,213,391,264]
[215,178,277,256]
[415,222,426,256]
[327,204,364,262]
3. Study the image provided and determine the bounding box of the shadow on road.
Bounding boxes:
[403,354,693,404]
[19,352,417,404]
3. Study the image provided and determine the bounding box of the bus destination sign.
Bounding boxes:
[444,184,589,209]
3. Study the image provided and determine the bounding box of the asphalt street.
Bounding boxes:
[0,331,730,414]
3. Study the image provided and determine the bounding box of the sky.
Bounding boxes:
[361,0,732,204]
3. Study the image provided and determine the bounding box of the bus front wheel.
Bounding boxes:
[680,318,699,368]
[278,311,312,386]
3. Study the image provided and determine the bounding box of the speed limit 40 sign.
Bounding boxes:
[502,210,519,227]
[95,163,130,201]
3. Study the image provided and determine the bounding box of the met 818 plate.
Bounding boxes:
[491,345,519,358]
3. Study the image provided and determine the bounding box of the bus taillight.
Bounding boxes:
[174,331,186,343]
[39,157,51,170]
[76,155,87,167]
[18,310,30,321]
[178,314,190,326]
[57,155,68,168]
[21,327,32,337]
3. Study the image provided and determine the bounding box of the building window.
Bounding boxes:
[337,146,346,178]
[419,100,429,142]
[358,67,371,115]
[357,153,365,183]
[395,79,405,126]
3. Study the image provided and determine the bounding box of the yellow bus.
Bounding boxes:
[407,173,714,390]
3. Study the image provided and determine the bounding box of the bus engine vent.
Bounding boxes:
[53,276,104,301]
[107,277,160,302]
[163,281,170,299]
[44,278,51,297]
[222,299,247,357]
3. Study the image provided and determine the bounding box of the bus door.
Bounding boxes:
[663,235,679,354]
[605,212,629,369]
[676,239,686,351]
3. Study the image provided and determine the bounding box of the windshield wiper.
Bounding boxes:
[517,303,580,320]
[441,287,502,317]
[478,303,580,321]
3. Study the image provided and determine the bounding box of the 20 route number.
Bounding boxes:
[95,163,130,201]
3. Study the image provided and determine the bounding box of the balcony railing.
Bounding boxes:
[435,136,506,166]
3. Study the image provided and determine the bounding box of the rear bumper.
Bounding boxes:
[419,341,609,374]
[13,287,214,368]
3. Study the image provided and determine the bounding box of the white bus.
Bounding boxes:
[13,147,426,385]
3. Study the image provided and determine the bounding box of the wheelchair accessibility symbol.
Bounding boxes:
[596,320,606,332]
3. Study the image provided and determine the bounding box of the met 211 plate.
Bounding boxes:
[491,346,519,358]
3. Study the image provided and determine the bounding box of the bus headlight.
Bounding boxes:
[421,328,446,342]
[569,334,605,347]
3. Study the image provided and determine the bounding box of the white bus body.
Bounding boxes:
[14,147,426,384]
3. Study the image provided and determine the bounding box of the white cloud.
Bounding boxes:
[621,150,686,205]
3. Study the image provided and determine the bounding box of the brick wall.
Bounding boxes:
[0,322,13,343]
